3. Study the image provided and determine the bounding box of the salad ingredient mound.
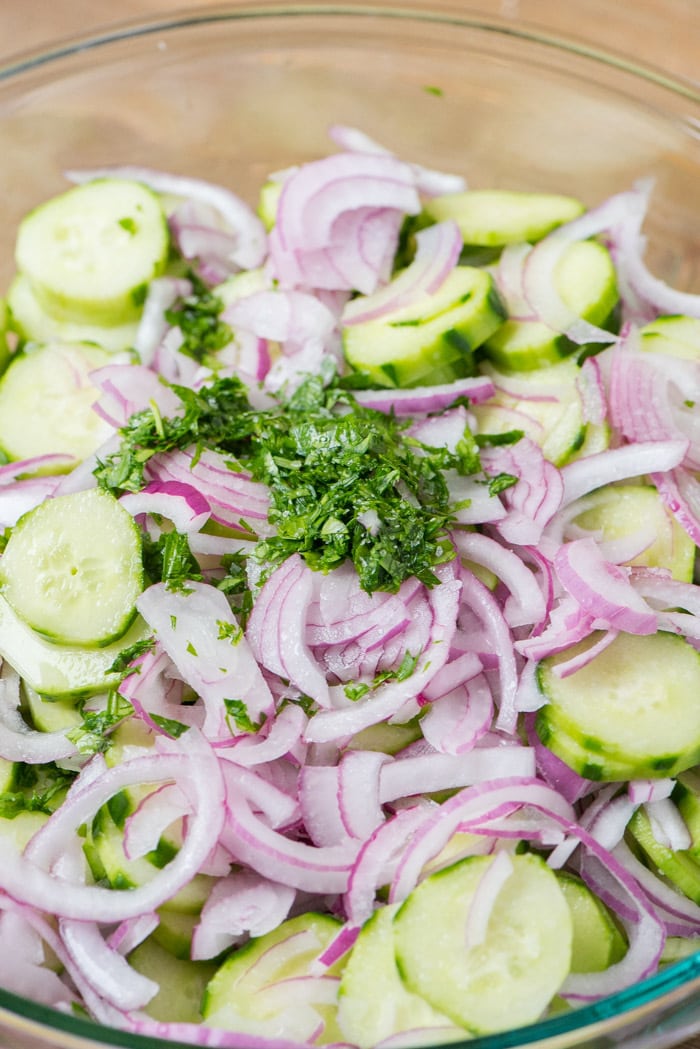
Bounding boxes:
[0,126,698,1047]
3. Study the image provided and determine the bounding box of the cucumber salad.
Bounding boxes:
[0,124,700,1047]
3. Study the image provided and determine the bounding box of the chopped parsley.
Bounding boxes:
[344,650,420,700]
[142,530,202,591]
[95,370,512,594]
[165,272,233,364]
[224,698,265,735]
[150,714,190,738]
[67,693,134,755]
[0,762,76,818]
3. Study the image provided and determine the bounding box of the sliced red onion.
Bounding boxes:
[2,737,225,921]
[133,276,192,366]
[0,908,75,1009]
[191,870,296,960]
[0,454,76,483]
[345,804,433,925]
[107,912,159,957]
[379,745,535,803]
[421,679,494,755]
[66,166,267,269]
[0,475,63,528]
[146,447,272,535]
[389,778,574,903]
[90,362,182,429]
[224,288,336,346]
[122,782,192,861]
[628,779,674,805]
[343,220,462,325]
[481,438,564,547]
[494,242,534,319]
[305,568,461,742]
[247,555,331,708]
[453,530,546,628]
[549,628,619,678]
[559,440,688,507]
[576,356,608,426]
[327,124,466,196]
[220,762,300,832]
[59,918,159,1010]
[338,750,387,841]
[522,187,642,345]
[221,784,358,894]
[553,538,658,635]
[463,850,514,949]
[459,568,519,735]
[646,798,692,852]
[298,764,349,848]
[352,375,495,415]
[137,581,275,738]
[524,715,595,805]
[119,481,210,534]
[269,153,420,294]
[0,666,78,764]
[652,467,700,546]
[225,703,307,767]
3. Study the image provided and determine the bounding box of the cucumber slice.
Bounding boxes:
[337,903,459,1047]
[393,853,571,1034]
[86,791,217,912]
[15,178,169,325]
[661,937,700,965]
[0,596,149,699]
[343,266,505,388]
[536,632,700,781]
[472,359,587,467]
[8,275,139,354]
[627,807,700,905]
[346,719,422,755]
[423,190,584,247]
[203,913,342,1041]
[0,299,11,377]
[673,770,700,857]
[0,487,143,647]
[257,180,283,232]
[128,936,216,1023]
[482,240,618,371]
[22,684,83,733]
[0,342,115,466]
[639,315,700,360]
[0,810,49,853]
[153,909,199,959]
[555,872,626,973]
[568,484,695,583]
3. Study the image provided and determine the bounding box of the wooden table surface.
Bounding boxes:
[0,0,698,1047]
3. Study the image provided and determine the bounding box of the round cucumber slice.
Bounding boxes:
[472,359,586,467]
[0,487,143,647]
[555,872,626,973]
[8,275,139,354]
[393,853,572,1034]
[536,632,700,781]
[203,913,343,1042]
[424,190,585,247]
[15,178,169,325]
[639,314,700,360]
[337,903,459,1047]
[128,936,216,1023]
[343,266,505,388]
[0,341,114,466]
[482,240,618,372]
[568,483,695,582]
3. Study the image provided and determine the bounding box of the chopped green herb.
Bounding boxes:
[423,85,444,97]
[0,762,75,818]
[143,531,202,592]
[475,430,525,447]
[224,698,266,735]
[217,618,243,645]
[107,637,156,676]
[164,271,233,364]
[344,650,419,700]
[96,370,504,594]
[150,714,190,738]
[487,472,519,496]
[67,693,134,755]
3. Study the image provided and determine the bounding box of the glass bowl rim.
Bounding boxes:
[0,5,699,1049]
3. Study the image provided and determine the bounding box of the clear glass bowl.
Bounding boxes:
[0,5,699,1048]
